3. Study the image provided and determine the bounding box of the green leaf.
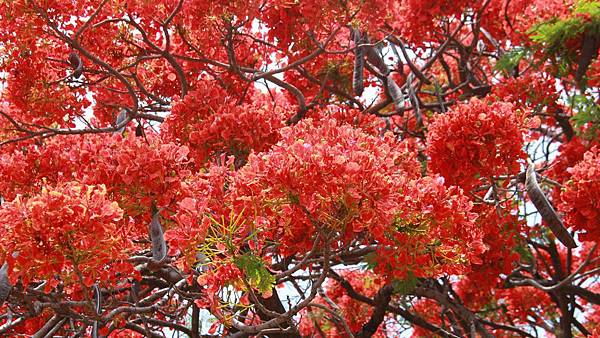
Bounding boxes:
[495,47,528,73]
[569,94,600,137]
[529,0,600,57]
[574,0,600,17]
[234,253,276,295]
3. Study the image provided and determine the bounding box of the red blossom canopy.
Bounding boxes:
[0,0,599,337]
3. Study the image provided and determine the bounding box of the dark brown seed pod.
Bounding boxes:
[149,211,167,262]
[135,123,144,137]
[386,74,404,113]
[68,52,83,78]
[575,31,599,85]
[525,162,577,248]
[352,29,364,97]
[554,109,574,141]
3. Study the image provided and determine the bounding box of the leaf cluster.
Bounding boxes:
[529,0,600,69]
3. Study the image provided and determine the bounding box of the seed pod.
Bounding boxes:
[92,283,102,338]
[68,52,83,78]
[365,43,390,75]
[476,40,486,53]
[0,262,11,306]
[554,109,574,141]
[352,29,364,97]
[115,109,127,134]
[149,211,167,262]
[525,162,577,248]
[386,74,404,113]
[93,283,102,314]
[135,123,143,137]
[576,32,599,85]
[406,73,422,126]
[364,36,390,76]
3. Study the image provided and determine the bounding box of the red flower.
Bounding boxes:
[0,182,133,287]
[560,146,600,242]
[232,117,420,256]
[373,175,484,279]
[427,97,529,190]
[161,83,286,166]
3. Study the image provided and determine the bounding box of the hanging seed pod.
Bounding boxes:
[149,211,167,262]
[92,283,102,338]
[406,73,422,126]
[386,74,405,113]
[525,162,577,248]
[93,283,102,315]
[68,52,83,78]
[352,28,364,97]
[0,262,11,306]
[115,109,127,134]
[365,43,390,75]
[135,123,144,137]
[576,32,599,85]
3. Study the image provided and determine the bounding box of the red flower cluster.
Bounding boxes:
[546,136,598,203]
[0,132,193,227]
[161,84,286,166]
[491,72,560,110]
[427,98,529,190]
[374,175,485,279]
[0,182,132,288]
[306,106,387,136]
[2,47,90,127]
[165,163,235,271]
[559,146,600,241]
[548,137,592,183]
[195,262,243,310]
[232,117,420,256]
[262,0,391,50]
[461,206,522,288]
[0,2,90,128]
[232,118,485,278]
[392,0,471,44]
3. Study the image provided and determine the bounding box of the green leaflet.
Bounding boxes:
[570,94,600,137]
[530,1,599,44]
[529,1,600,59]
[234,253,276,295]
[495,47,528,74]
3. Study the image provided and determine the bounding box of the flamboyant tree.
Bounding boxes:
[0,0,598,337]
